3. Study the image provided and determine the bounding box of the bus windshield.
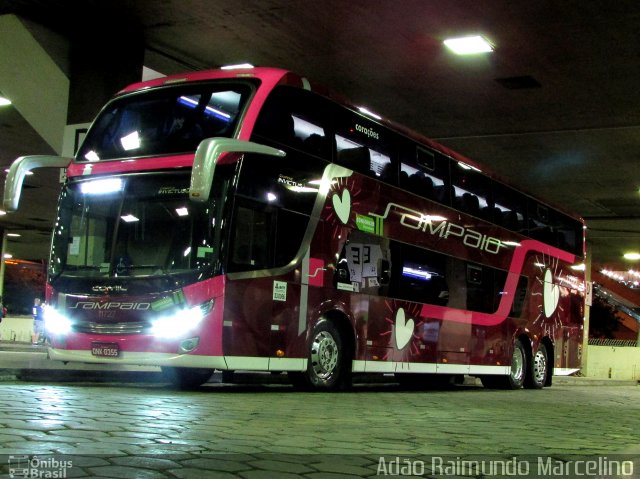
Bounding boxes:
[49,173,222,281]
[76,82,253,162]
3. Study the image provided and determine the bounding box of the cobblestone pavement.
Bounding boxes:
[0,374,638,478]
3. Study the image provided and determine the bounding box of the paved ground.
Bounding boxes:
[0,343,638,478]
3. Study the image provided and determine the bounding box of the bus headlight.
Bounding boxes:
[43,305,72,335]
[151,300,213,339]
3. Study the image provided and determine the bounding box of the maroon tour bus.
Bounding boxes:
[4,66,585,389]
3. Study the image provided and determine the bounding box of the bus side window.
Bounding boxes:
[337,147,371,175]
[389,242,448,305]
[461,264,526,315]
[492,182,527,233]
[273,209,308,267]
[554,213,582,255]
[228,204,273,272]
[335,230,391,295]
[333,106,395,181]
[510,276,528,317]
[450,160,491,218]
[228,202,313,273]
[528,200,555,244]
[399,144,448,203]
[465,263,494,313]
[254,103,299,147]
[533,205,582,255]
[252,86,331,160]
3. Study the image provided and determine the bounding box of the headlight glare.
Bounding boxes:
[151,302,210,339]
[43,305,72,335]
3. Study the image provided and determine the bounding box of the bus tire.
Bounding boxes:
[480,339,526,390]
[162,366,213,390]
[305,319,348,390]
[525,343,549,389]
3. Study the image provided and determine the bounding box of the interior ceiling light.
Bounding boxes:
[443,35,494,55]
[357,106,382,120]
[623,252,640,261]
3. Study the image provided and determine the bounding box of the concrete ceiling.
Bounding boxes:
[0,0,639,273]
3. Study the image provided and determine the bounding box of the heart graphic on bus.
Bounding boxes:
[394,308,415,350]
[332,189,351,224]
[543,269,560,317]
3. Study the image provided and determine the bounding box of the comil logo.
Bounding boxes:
[92,285,128,293]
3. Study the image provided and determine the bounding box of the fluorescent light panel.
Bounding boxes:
[444,35,493,55]
[121,214,139,223]
[221,63,254,70]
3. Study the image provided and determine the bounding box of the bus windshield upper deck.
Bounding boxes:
[76,81,253,162]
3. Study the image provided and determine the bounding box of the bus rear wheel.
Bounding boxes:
[481,339,526,390]
[303,319,349,390]
[161,367,213,390]
[525,343,549,389]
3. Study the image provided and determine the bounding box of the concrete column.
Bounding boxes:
[0,14,69,154]
[0,230,7,301]
[581,249,592,376]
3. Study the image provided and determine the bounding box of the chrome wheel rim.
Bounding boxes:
[532,348,547,384]
[310,331,339,381]
[510,346,525,383]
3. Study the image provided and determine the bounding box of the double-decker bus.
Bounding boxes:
[4,67,585,390]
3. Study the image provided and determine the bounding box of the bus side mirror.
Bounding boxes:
[3,155,70,212]
[190,137,285,203]
[378,258,390,285]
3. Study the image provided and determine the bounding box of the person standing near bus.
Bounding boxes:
[31,298,44,345]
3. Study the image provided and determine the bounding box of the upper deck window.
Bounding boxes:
[334,109,393,181]
[76,82,253,162]
[399,144,448,203]
[252,86,332,160]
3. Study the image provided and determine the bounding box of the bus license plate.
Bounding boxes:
[91,342,120,358]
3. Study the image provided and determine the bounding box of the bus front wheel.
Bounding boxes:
[304,319,349,390]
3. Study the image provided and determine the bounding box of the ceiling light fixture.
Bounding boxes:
[443,35,494,55]
[0,90,11,106]
[221,63,254,70]
[623,252,640,261]
[121,214,139,223]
